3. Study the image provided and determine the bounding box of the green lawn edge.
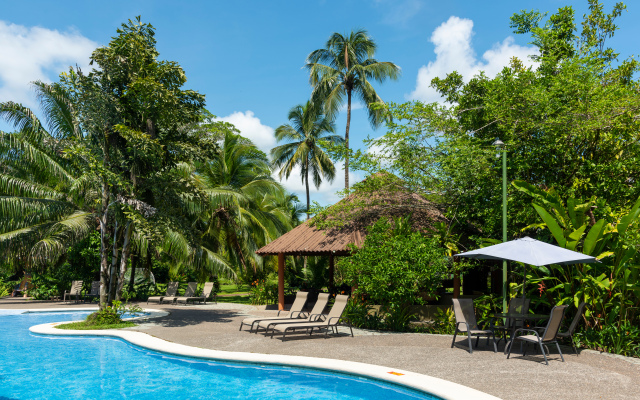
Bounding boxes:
[55,321,136,330]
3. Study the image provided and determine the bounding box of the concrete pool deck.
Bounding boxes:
[2,297,639,400]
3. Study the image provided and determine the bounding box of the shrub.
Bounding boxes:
[338,217,449,331]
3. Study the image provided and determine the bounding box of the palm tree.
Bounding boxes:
[271,102,344,218]
[164,131,290,279]
[0,82,96,269]
[306,29,400,188]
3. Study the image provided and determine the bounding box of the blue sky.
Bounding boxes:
[1,0,638,205]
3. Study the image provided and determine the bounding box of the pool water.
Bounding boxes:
[0,311,441,400]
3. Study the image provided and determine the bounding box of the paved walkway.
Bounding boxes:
[2,297,638,400]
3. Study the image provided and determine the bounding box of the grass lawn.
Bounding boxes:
[55,321,136,330]
[215,295,253,305]
[218,281,250,295]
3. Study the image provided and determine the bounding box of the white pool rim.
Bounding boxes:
[26,308,500,400]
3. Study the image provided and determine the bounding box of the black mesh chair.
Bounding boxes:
[491,297,531,344]
[451,298,497,354]
[507,305,568,365]
[557,302,586,355]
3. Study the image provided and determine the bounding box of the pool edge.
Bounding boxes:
[28,311,501,400]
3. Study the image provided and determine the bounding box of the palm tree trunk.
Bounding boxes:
[99,180,110,309]
[116,220,132,301]
[305,159,310,220]
[345,89,352,189]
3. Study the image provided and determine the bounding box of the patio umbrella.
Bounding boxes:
[457,236,598,298]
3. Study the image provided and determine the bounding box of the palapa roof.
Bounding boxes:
[256,173,446,256]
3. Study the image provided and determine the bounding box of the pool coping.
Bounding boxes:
[26,308,500,400]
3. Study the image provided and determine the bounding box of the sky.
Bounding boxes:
[1,0,638,205]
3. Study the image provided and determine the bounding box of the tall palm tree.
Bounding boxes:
[271,102,344,218]
[306,29,400,188]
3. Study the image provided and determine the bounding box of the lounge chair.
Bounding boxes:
[556,302,586,355]
[239,291,309,333]
[63,281,84,303]
[491,297,531,344]
[257,293,330,334]
[147,282,179,304]
[507,305,568,365]
[175,282,215,305]
[451,298,497,354]
[83,281,101,303]
[269,294,353,340]
[166,282,196,304]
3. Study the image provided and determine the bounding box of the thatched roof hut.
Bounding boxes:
[256,173,447,309]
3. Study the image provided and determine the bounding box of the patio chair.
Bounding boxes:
[257,293,330,334]
[239,291,308,333]
[63,281,84,303]
[451,298,497,354]
[507,305,568,365]
[491,297,531,344]
[147,282,179,304]
[269,294,353,340]
[556,302,586,355]
[176,282,216,305]
[84,281,101,302]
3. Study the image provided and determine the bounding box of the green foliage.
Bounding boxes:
[574,322,640,358]
[249,276,294,305]
[426,307,456,335]
[514,182,640,357]
[343,298,383,330]
[346,2,640,244]
[84,300,143,326]
[339,216,449,331]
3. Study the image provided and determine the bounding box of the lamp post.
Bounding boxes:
[493,138,508,313]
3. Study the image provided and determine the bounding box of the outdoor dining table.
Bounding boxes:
[491,312,549,354]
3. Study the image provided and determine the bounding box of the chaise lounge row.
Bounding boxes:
[239,291,353,340]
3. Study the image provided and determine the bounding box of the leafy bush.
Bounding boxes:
[425,307,456,335]
[249,276,295,305]
[575,322,640,358]
[343,298,383,330]
[85,301,143,327]
[338,217,449,331]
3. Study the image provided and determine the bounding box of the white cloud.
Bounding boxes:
[217,110,276,153]
[408,16,537,103]
[0,21,96,106]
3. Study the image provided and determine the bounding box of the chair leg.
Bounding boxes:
[539,341,549,365]
[555,341,565,362]
[570,333,578,355]
[467,334,473,354]
[451,330,458,348]
[507,338,514,359]
[239,322,243,331]
[491,333,497,353]
[476,336,480,347]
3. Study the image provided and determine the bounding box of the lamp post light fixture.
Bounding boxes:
[493,138,508,313]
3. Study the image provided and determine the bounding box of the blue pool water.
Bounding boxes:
[0,310,441,400]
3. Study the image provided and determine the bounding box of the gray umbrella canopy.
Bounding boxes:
[457,237,597,266]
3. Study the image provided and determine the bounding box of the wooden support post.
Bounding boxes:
[278,252,285,310]
[328,253,335,294]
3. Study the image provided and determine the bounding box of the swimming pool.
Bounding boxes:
[1,310,441,400]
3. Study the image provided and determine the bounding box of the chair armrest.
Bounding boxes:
[291,311,305,318]
[328,316,343,325]
[277,310,288,317]
[309,313,326,322]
